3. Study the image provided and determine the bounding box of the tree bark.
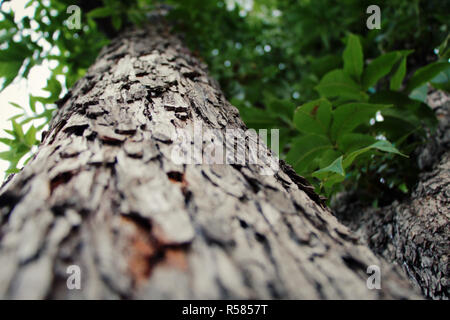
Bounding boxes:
[0,20,420,299]
[334,91,449,300]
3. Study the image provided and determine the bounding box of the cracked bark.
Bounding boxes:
[335,91,449,300]
[0,20,420,299]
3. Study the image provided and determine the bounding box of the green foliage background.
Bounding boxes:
[0,0,449,206]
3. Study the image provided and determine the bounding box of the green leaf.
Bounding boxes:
[317,149,342,168]
[364,140,406,155]
[362,52,403,90]
[398,183,408,194]
[372,118,416,144]
[5,168,20,174]
[25,125,37,146]
[265,96,296,122]
[312,156,345,179]
[286,134,333,175]
[315,69,367,101]
[0,151,14,162]
[43,76,62,101]
[369,90,413,107]
[310,54,341,78]
[343,34,363,80]
[430,68,450,91]
[380,107,421,128]
[337,133,376,153]
[370,91,437,130]
[390,56,407,91]
[87,7,115,18]
[0,137,15,146]
[238,106,282,129]
[322,173,345,191]
[409,83,428,103]
[0,43,32,62]
[11,120,24,139]
[112,15,122,30]
[437,35,450,60]
[405,61,450,93]
[0,61,22,92]
[331,103,392,140]
[8,113,23,121]
[9,102,23,110]
[29,95,50,113]
[293,98,332,136]
[0,42,33,91]
[343,140,406,169]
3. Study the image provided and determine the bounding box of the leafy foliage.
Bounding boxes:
[287,34,447,198]
[0,0,109,172]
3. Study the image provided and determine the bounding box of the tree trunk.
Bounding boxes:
[334,91,449,300]
[0,20,420,299]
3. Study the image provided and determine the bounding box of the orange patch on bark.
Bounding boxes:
[120,215,190,286]
[167,171,190,196]
[120,216,155,284]
[164,248,188,270]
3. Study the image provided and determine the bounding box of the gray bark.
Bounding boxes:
[334,91,449,300]
[0,21,420,299]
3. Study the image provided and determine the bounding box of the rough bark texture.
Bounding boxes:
[335,91,449,300]
[0,20,420,299]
